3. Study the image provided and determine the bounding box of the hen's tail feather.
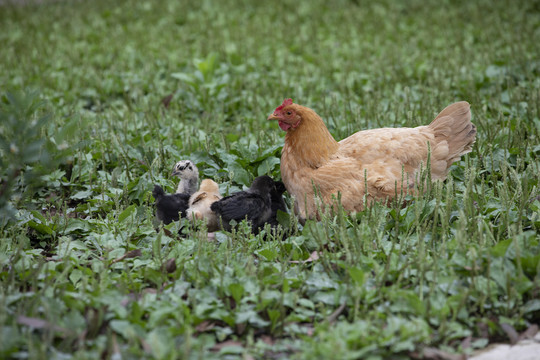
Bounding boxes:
[428,101,476,165]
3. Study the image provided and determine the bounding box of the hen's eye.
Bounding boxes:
[286,111,292,115]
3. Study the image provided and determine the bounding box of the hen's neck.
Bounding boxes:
[283,111,339,168]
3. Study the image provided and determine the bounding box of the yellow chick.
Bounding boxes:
[186,179,222,232]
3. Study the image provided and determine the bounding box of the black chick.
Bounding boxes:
[152,185,191,225]
[210,176,277,233]
[267,180,288,228]
[153,160,199,224]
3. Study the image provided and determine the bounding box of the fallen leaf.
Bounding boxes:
[236,322,246,335]
[112,333,121,357]
[164,258,176,273]
[139,335,152,353]
[112,249,142,264]
[195,320,215,333]
[501,323,519,345]
[305,324,315,337]
[17,316,49,329]
[460,336,472,349]
[327,302,346,324]
[163,228,174,238]
[210,340,244,352]
[529,194,540,203]
[260,335,274,345]
[290,251,319,264]
[17,315,68,334]
[78,329,87,344]
[476,321,489,339]
[125,249,142,258]
[161,94,173,108]
[518,324,538,341]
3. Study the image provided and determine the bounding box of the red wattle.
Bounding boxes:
[279,121,291,131]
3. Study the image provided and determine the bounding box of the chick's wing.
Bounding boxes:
[213,193,270,223]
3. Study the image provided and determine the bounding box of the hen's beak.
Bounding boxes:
[267,113,279,121]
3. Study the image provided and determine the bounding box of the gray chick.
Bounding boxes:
[153,160,199,224]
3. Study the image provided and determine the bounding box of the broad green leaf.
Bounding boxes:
[490,239,513,257]
[109,320,138,340]
[118,204,136,223]
[523,299,540,314]
[171,72,194,82]
[348,266,365,286]
[520,255,540,278]
[257,248,278,261]
[69,269,83,285]
[30,210,47,224]
[70,190,93,200]
[276,210,290,228]
[229,283,244,304]
[27,220,53,235]
[283,278,290,293]
[257,156,281,176]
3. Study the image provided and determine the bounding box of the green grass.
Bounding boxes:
[1,0,540,358]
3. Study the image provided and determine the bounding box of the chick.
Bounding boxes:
[210,176,280,234]
[153,186,191,225]
[153,160,199,224]
[267,180,288,228]
[172,160,199,195]
[186,179,222,232]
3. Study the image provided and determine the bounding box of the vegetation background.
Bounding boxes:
[1,0,539,358]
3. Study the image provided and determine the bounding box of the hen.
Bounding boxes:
[186,179,222,232]
[268,99,476,221]
[210,176,285,233]
[153,160,199,224]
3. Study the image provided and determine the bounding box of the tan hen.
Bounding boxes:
[267,99,476,222]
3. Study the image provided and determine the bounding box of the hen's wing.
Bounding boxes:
[339,127,433,171]
[338,102,473,179]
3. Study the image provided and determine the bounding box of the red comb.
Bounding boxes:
[275,98,293,112]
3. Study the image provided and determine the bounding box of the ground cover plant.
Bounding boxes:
[1,0,539,358]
